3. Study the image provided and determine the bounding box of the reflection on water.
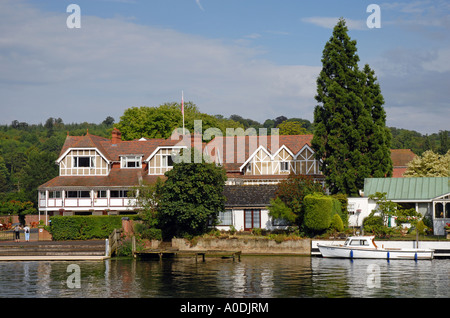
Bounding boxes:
[0,257,449,298]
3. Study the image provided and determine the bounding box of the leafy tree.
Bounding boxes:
[368,192,398,222]
[275,174,325,228]
[16,149,59,205]
[129,179,164,228]
[116,102,243,141]
[277,121,307,135]
[0,200,36,225]
[437,130,449,155]
[263,119,275,129]
[268,197,297,224]
[274,116,288,127]
[404,150,450,177]
[312,18,392,196]
[102,116,115,126]
[157,148,227,239]
[0,155,9,193]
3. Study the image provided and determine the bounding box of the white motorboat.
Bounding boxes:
[317,236,434,260]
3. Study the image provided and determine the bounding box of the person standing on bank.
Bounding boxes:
[23,224,30,242]
[14,224,21,242]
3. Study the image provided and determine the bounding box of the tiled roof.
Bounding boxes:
[39,169,166,189]
[223,185,278,207]
[59,132,184,162]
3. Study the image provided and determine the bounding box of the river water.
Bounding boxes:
[1,256,449,298]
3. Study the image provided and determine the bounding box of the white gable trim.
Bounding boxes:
[238,145,272,172]
[144,146,188,162]
[56,148,110,165]
[272,144,295,160]
[294,144,315,160]
[433,192,450,201]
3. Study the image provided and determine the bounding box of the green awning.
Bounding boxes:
[364,177,450,200]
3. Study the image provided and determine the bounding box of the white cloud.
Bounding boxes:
[0,0,319,125]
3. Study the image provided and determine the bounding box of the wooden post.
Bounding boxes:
[132,236,136,257]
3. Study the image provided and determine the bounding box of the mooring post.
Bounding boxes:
[132,236,136,257]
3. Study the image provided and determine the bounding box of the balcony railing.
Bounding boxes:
[40,197,136,209]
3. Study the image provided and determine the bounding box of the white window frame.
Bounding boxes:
[73,156,95,168]
[280,161,289,172]
[121,155,142,169]
[161,154,174,168]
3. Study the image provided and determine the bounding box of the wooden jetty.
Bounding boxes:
[135,249,242,262]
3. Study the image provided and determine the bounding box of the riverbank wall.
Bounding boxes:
[171,237,311,255]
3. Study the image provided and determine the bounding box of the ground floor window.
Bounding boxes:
[244,209,261,230]
[434,202,450,218]
[218,210,233,226]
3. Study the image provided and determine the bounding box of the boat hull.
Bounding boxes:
[317,245,434,260]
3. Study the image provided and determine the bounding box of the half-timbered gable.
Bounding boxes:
[147,146,186,175]
[58,148,110,176]
[203,134,323,185]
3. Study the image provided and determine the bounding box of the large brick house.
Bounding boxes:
[38,129,324,228]
[38,128,415,230]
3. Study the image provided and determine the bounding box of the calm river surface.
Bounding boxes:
[1,256,449,298]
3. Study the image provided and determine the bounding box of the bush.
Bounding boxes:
[363,215,393,237]
[134,222,162,240]
[332,193,348,226]
[330,214,344,232]
[49,215,124,241]
[303,193,333,232]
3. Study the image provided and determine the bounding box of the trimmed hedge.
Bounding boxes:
[49,215,125,241]
[303,193,342,232]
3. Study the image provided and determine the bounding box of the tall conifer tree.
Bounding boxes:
[312,19,392,196]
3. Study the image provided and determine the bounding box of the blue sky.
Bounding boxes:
[1,0,449,134]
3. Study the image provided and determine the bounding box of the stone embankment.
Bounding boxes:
[0,240,107,260]
[171,237,311,255]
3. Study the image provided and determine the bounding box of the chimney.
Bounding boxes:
[111,128,122,144]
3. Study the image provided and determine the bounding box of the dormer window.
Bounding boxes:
[162,154,174,168]
[74,156,95,168]
[121,155,142,169]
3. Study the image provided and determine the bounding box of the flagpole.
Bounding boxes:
[182,90,185,135]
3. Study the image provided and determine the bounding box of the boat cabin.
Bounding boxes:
[344,236,377,249]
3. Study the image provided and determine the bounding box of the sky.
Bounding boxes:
[0,0,449,135]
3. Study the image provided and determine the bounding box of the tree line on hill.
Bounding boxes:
[0,111,447,208]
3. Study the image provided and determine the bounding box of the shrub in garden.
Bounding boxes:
[303,193,334,232]
[49,215,124,240]
[330,214,344,232]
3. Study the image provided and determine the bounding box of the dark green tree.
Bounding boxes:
[312,18,392,196]
[438,130,449,155]
[362,64,393,178]
[0,155,9,193]
[19,150,59,205]
[157,148,227,239]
